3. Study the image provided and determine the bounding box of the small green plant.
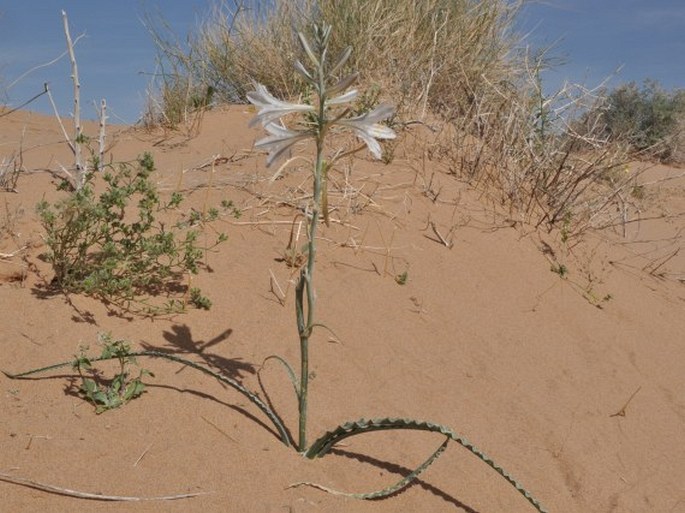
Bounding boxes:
[551,263,568,278]
[584,291,613,309]
[188,287,212,310]
[395,270,408,285]
[37,152,226,314]
[220,198,242,219]
[73,334,153,414]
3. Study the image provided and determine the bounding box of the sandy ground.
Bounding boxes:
[0,106,684,513]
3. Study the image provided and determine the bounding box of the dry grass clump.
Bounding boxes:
[438,66,636,239]
[0,152,21,192]
[151,0,521,115]
[149,0,642,240]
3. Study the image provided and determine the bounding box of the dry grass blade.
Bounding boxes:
[0,472,207,501]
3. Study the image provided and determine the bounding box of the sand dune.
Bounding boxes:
[1,106,683,513]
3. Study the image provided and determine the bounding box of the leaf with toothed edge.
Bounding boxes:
[291,437,449,500]
[303,417,548,513]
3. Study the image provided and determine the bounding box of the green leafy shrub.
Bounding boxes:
[595,80,684,162]
[37,152,227,314]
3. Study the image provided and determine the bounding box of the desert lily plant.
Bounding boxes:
[245,25,547,510]
[4,25,547,512]
[246,24,396,453]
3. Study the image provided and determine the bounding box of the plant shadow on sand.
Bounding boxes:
[329,447,482,512]
[138,325,289,441]
[25,258,99,325]
[141,324,256,381]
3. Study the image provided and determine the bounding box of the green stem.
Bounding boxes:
[298,140,324,453]
[297,77,327,452]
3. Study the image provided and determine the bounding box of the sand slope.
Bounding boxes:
[1,106,684,513]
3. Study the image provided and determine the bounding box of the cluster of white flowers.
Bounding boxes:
[247,26,395,167]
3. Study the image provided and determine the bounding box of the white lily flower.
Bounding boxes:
[247,83,315,127]
[255,121,313,167]
[336,103,396,159]
[326,88,358,106]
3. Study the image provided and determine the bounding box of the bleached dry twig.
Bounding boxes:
[0,471,207,501]
[97,99,107,172]
[62,10,84,188]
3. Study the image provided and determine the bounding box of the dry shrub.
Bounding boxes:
[438,62,637,240]
[150,0,641,240]
[142,15,216,133]
[149,0,520,113]
[0,153,21,192]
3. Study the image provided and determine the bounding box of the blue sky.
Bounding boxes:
[519,0,685,93]
[0,0,211,123]
[1,1,683,124]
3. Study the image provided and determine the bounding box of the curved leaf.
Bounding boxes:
[305,417,548,513]
[4,350,291,448]
[291,437,449,499]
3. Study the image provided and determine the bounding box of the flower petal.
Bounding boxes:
[352,128,383,159]
[337,105,396,135]
[327,88,358,106]
[247,83,315,127]
[334,102,396,160]
[254,122,313,167]
[365,123,396,140]
[361,103,396,124]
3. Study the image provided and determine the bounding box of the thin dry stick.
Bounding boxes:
[24,435,51,450]
[45,84,75,153]
[429,221,454,248]
[0,472,207,501]
[62,10,84,188]
[610,386,642,418]
[97,99,107,172]
[132,443,153,467]
[269,268,288,305]
[0,246,27,259]
[6,33,84,92]
[200,415,238,442]
[643,248,680,277]
[229,220,297,226]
